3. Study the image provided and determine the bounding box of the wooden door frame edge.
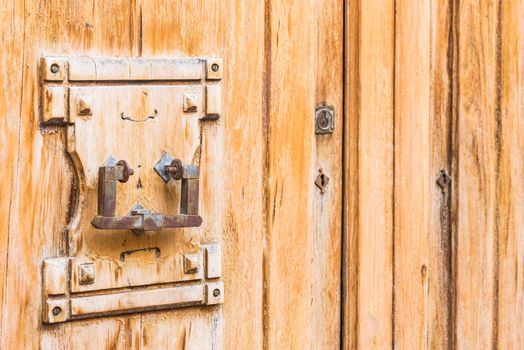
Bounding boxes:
[341,0,358,348]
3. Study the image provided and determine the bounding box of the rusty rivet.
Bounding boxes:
[52,307,62,316]
[50,63,60,74]
[183,254,200,274]
[213,288,221,297]
[211,63,220,72]
[78,263,95,285]
[76,94,93,116]
[183,93,198,113]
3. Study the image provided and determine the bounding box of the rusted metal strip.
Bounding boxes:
[91,214,203,231]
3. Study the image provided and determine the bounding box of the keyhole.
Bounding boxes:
[319,114,329,128]
[315,168,330,194]
[320,174,326,187]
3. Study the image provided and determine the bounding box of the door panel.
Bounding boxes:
[344,1,524,349]
[265,0,343,349]
[0,1,343,349]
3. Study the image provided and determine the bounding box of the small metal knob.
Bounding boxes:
[117,160,134,183]
[165,159,184,180]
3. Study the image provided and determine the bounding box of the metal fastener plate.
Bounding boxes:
[315,105,335,134]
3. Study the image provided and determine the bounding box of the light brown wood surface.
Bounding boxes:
[264,0,343,349]
[394,0,454,348]
[344,0,395,349]
[345,0,524,349]
[498,1,524,347]
[0,0,343,349]
[2,0,524,349]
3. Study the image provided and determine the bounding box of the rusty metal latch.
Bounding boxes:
[91,155,202,234]
[40,56,224,324]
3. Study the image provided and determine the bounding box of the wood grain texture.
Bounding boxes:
[394,0,454,348]
[264,0,317,348]
[0,0,23,341]
[455,0,500,348]
[139,0,267,348]
[343,0,359,348]
[394,1,432,347]
[344,0,395,349]
[497,0,524,347]
[344,1,524,349]
[264,0,343,348]
[313,0,344,348]
[1,1,134,348]
[1,0,269,348]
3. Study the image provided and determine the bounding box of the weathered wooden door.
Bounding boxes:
[0,0,342,349]
[344,1,524,349]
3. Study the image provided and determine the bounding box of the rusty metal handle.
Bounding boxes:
[91,158,202,234]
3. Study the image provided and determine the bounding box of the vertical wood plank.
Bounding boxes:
[343,0,360,348]
[265,0,317,348]
[394,1,431,348]
[0,0,23,339]
[219,2,265,348]
[0,1,135,348]
[312,0,344,348]
[344,0,395,348]
[497,0,524,347]
[427,1,455,347]
[137,0,265,349]
[394,0,454,348]
[455,0,500,348]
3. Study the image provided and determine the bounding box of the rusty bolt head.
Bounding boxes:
[183,253,200,274]
[78,263,95,285]
[117,160,134,183]
[165,159,183,180]
[76,94,93,116]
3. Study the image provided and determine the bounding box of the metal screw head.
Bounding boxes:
[52,307,62,316]
[211,63,220,72]
[213,288,221,297]
[50,63,60,74]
